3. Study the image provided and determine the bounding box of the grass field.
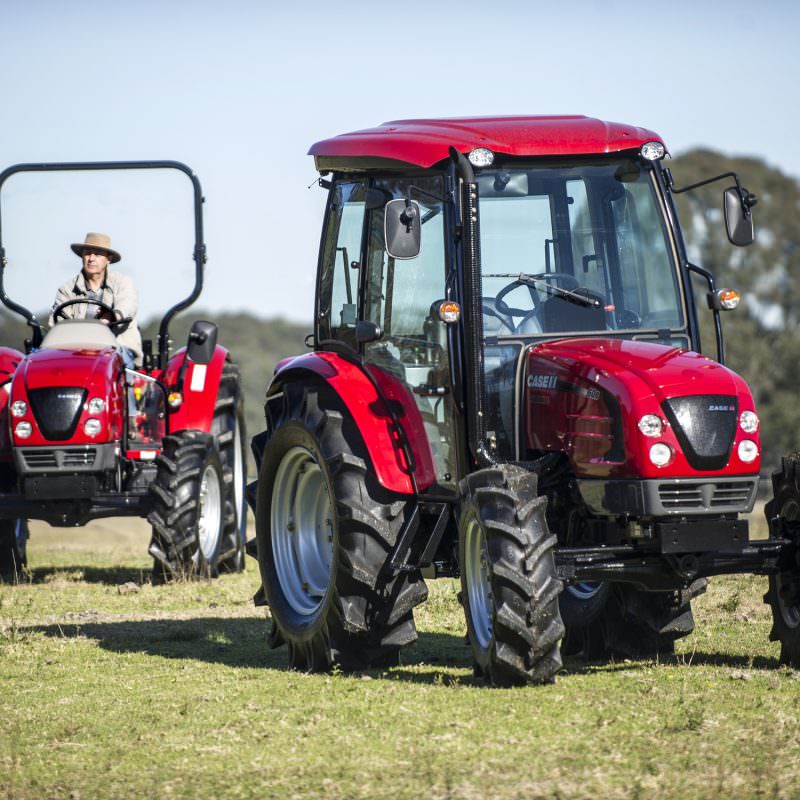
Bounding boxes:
[2,509,800,800]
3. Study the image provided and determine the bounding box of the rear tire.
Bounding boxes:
[255,382,427,672]
[148,431,226,581]
[0,519,28,583]
[458,466,564,686]
[764,455,800,666]
[211,360,247,572]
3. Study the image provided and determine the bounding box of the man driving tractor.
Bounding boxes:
[49,232,142,366]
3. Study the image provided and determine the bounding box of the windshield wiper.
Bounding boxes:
[484,273,602,308]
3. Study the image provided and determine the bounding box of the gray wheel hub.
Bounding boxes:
[464,516,493,650]
[271,446,334,617]
[197,464,223,561]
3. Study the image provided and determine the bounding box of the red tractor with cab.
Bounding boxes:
[0,161,247,583]
[248,116,796,685]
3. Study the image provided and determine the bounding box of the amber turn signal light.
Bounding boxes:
[438,301,461,323]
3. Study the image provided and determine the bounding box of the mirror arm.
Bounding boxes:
[665,168,757,216]
[687,262,725,364]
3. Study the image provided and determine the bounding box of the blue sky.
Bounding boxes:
[0,0,797,323]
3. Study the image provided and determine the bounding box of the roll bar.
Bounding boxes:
[0,160,206,367]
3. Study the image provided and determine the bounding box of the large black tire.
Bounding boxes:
[0,519,28,583]
[148,431,226,581]
[255,382,428,672]
[764,455,800,666]
[458,466,564,686]
[211,360,247,573]
[571,580,706,660]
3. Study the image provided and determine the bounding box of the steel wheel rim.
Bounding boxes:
[777,496,800,628]
[233,416,246,536]
[566,581,603,601]
[197,464,222,560]
[271,446,333,617]
[464,516,493,649]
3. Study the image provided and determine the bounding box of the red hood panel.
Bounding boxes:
[525,338,759,479]
[531,338,746,401]
[23,347,121,390]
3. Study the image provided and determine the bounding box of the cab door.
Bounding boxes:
[361,176,460,490]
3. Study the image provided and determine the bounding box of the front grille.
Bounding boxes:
[20,447,98,471]
[662,394,738,471]
[658,480,756,513]
[27,387,87,440]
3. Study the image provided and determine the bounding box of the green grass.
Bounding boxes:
[2,512,800,800]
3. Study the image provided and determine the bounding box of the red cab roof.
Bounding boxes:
[309,116,666,170]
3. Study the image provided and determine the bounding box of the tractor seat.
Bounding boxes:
[41,319,118,351]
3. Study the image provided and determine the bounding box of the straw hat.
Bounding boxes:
[70,232,121,263]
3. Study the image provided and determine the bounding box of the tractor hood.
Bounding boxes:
[21,346,122,393]
[524,337,759,479]
[10,346,123,445]
[530,338,748,401]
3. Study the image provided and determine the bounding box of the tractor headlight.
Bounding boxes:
[739,410,759,433]
[84,418,102,436]
[15,421,32,439]
[467,147,494,167]
[738,440,758,463]
[638,414,663,437]
[649,443,673,467]
[10,400,27,418]
[87,397,106,414]
[640,141,666,161]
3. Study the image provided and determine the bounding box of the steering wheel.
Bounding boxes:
[494,272,581,318]
[52,298,132,334]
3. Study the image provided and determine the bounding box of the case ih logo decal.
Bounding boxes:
[527,374,600,401]
[708,404,736,412]
[56,392,81,400]
[528,374,558,390]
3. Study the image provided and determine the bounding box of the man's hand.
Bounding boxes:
[96,307,116,324]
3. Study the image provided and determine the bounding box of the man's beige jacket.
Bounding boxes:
[50,269,143,360]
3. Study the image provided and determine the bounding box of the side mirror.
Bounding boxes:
[187,320,218,364]
[724,187,755,247]
[385,199,421,260]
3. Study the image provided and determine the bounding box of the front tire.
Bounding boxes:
[459,466,564,686]
[255,383,428,672]
[148,431,226,581]
[0,519,28,583]
[764,455,800,666]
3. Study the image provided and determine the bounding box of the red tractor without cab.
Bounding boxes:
[249,117,798,685]
[0,161,247,583]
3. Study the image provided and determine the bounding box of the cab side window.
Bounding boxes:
[317,181,366,346]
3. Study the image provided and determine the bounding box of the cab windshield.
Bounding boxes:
[478,159,685,339]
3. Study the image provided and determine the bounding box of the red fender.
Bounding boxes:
[162,345,230,434]
[271,351,436,495]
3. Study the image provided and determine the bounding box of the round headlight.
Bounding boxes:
[649,442,673,467]
[15,421,32,439]
[84,418,102,436]
[467,147,494,167]
[638,414,663,437]
[640,141,666,161]
[88,397,106,414]
[10,400,27,418]
[738,440,758,463]
[739,410,759,433]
